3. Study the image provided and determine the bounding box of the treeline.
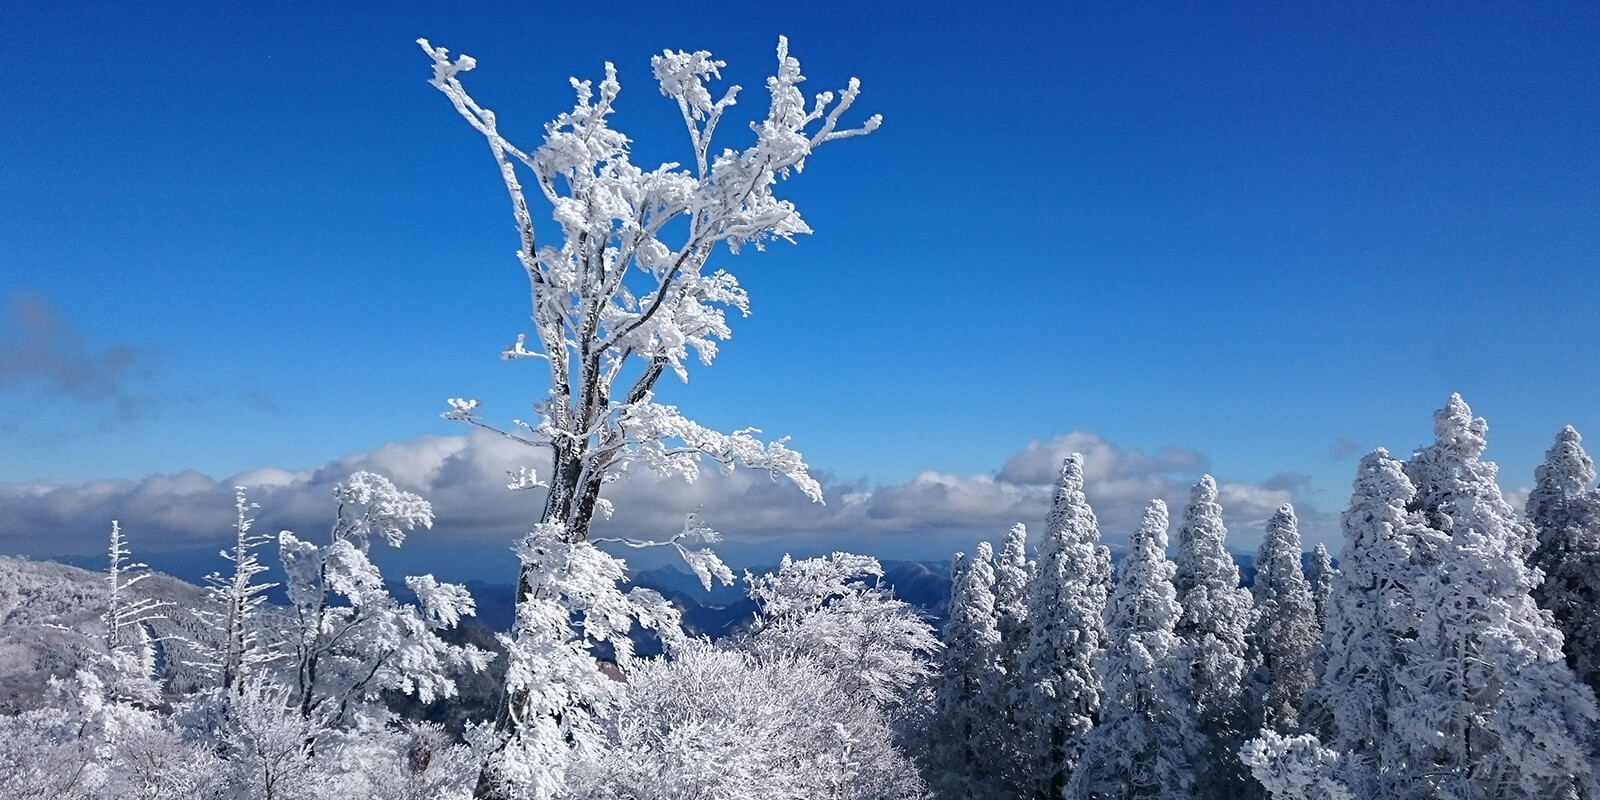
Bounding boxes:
[923,394,1600,799]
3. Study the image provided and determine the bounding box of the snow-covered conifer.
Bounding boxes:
[1402,394,1501,546]
[1389,397,1599,799]
[1250,504,1318,732]
[1016,454,1111,799]
[932,544,1007,799]
[1172,474,1256,798]
[1302,448,1442,797]
[990,522,1032,792]
[1306,543,1334,633]
[992,522,1030,674]
[1527,425,1600,694]
[1068,500,1194,799]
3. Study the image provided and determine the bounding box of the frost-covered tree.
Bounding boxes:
[1527,425,1600,695]
[931,545,1006,799]
[0,670,222,800]
[1172,475,1256,799]
[1250,504,1317,732]
[418,34,874,540]
[1305,543,1334,633]
[1067,500,1194,800]
[419,39,879,795]
[1388,396,1599,799]
[278,472,491,727]
[989,522,1032,792]
[1301,448,1443,797]
[203,487,278,695]
[209,678,334,800]
[1016,454,1112,799]
[103,521,171,706]
[993,522,1031,673]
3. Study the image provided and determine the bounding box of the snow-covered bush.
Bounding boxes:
[1239,731,1353,800]
[742,552,939,706]
[571,642,926,800]
[0,670,222,800]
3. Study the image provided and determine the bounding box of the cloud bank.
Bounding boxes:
[0,428,1335,574]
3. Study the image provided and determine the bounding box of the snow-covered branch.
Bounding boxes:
[422,36,872,549]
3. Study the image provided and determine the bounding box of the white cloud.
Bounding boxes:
[0,428,1337,566]
[996,432,1207,486]
[1503,486,1532,515]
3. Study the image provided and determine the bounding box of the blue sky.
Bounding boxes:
[3,1,1598,574]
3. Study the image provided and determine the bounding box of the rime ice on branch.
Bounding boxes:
[420,39,879,799]
[420,36,879,544]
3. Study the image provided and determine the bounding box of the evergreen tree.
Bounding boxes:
[1016,455,1112,799]
[993,523,1031,677]
[1303,448,1444,798]
[1251,504,1318,732]
[1403,393,1492,535]
[1172,475,1256,798]
[1391,396,1599,799]
[1527,425,1600,696]
[1067,500,1194,799]
[1306,543,1334,633]
[991,522,1032,792]
[932,544,1007,799]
